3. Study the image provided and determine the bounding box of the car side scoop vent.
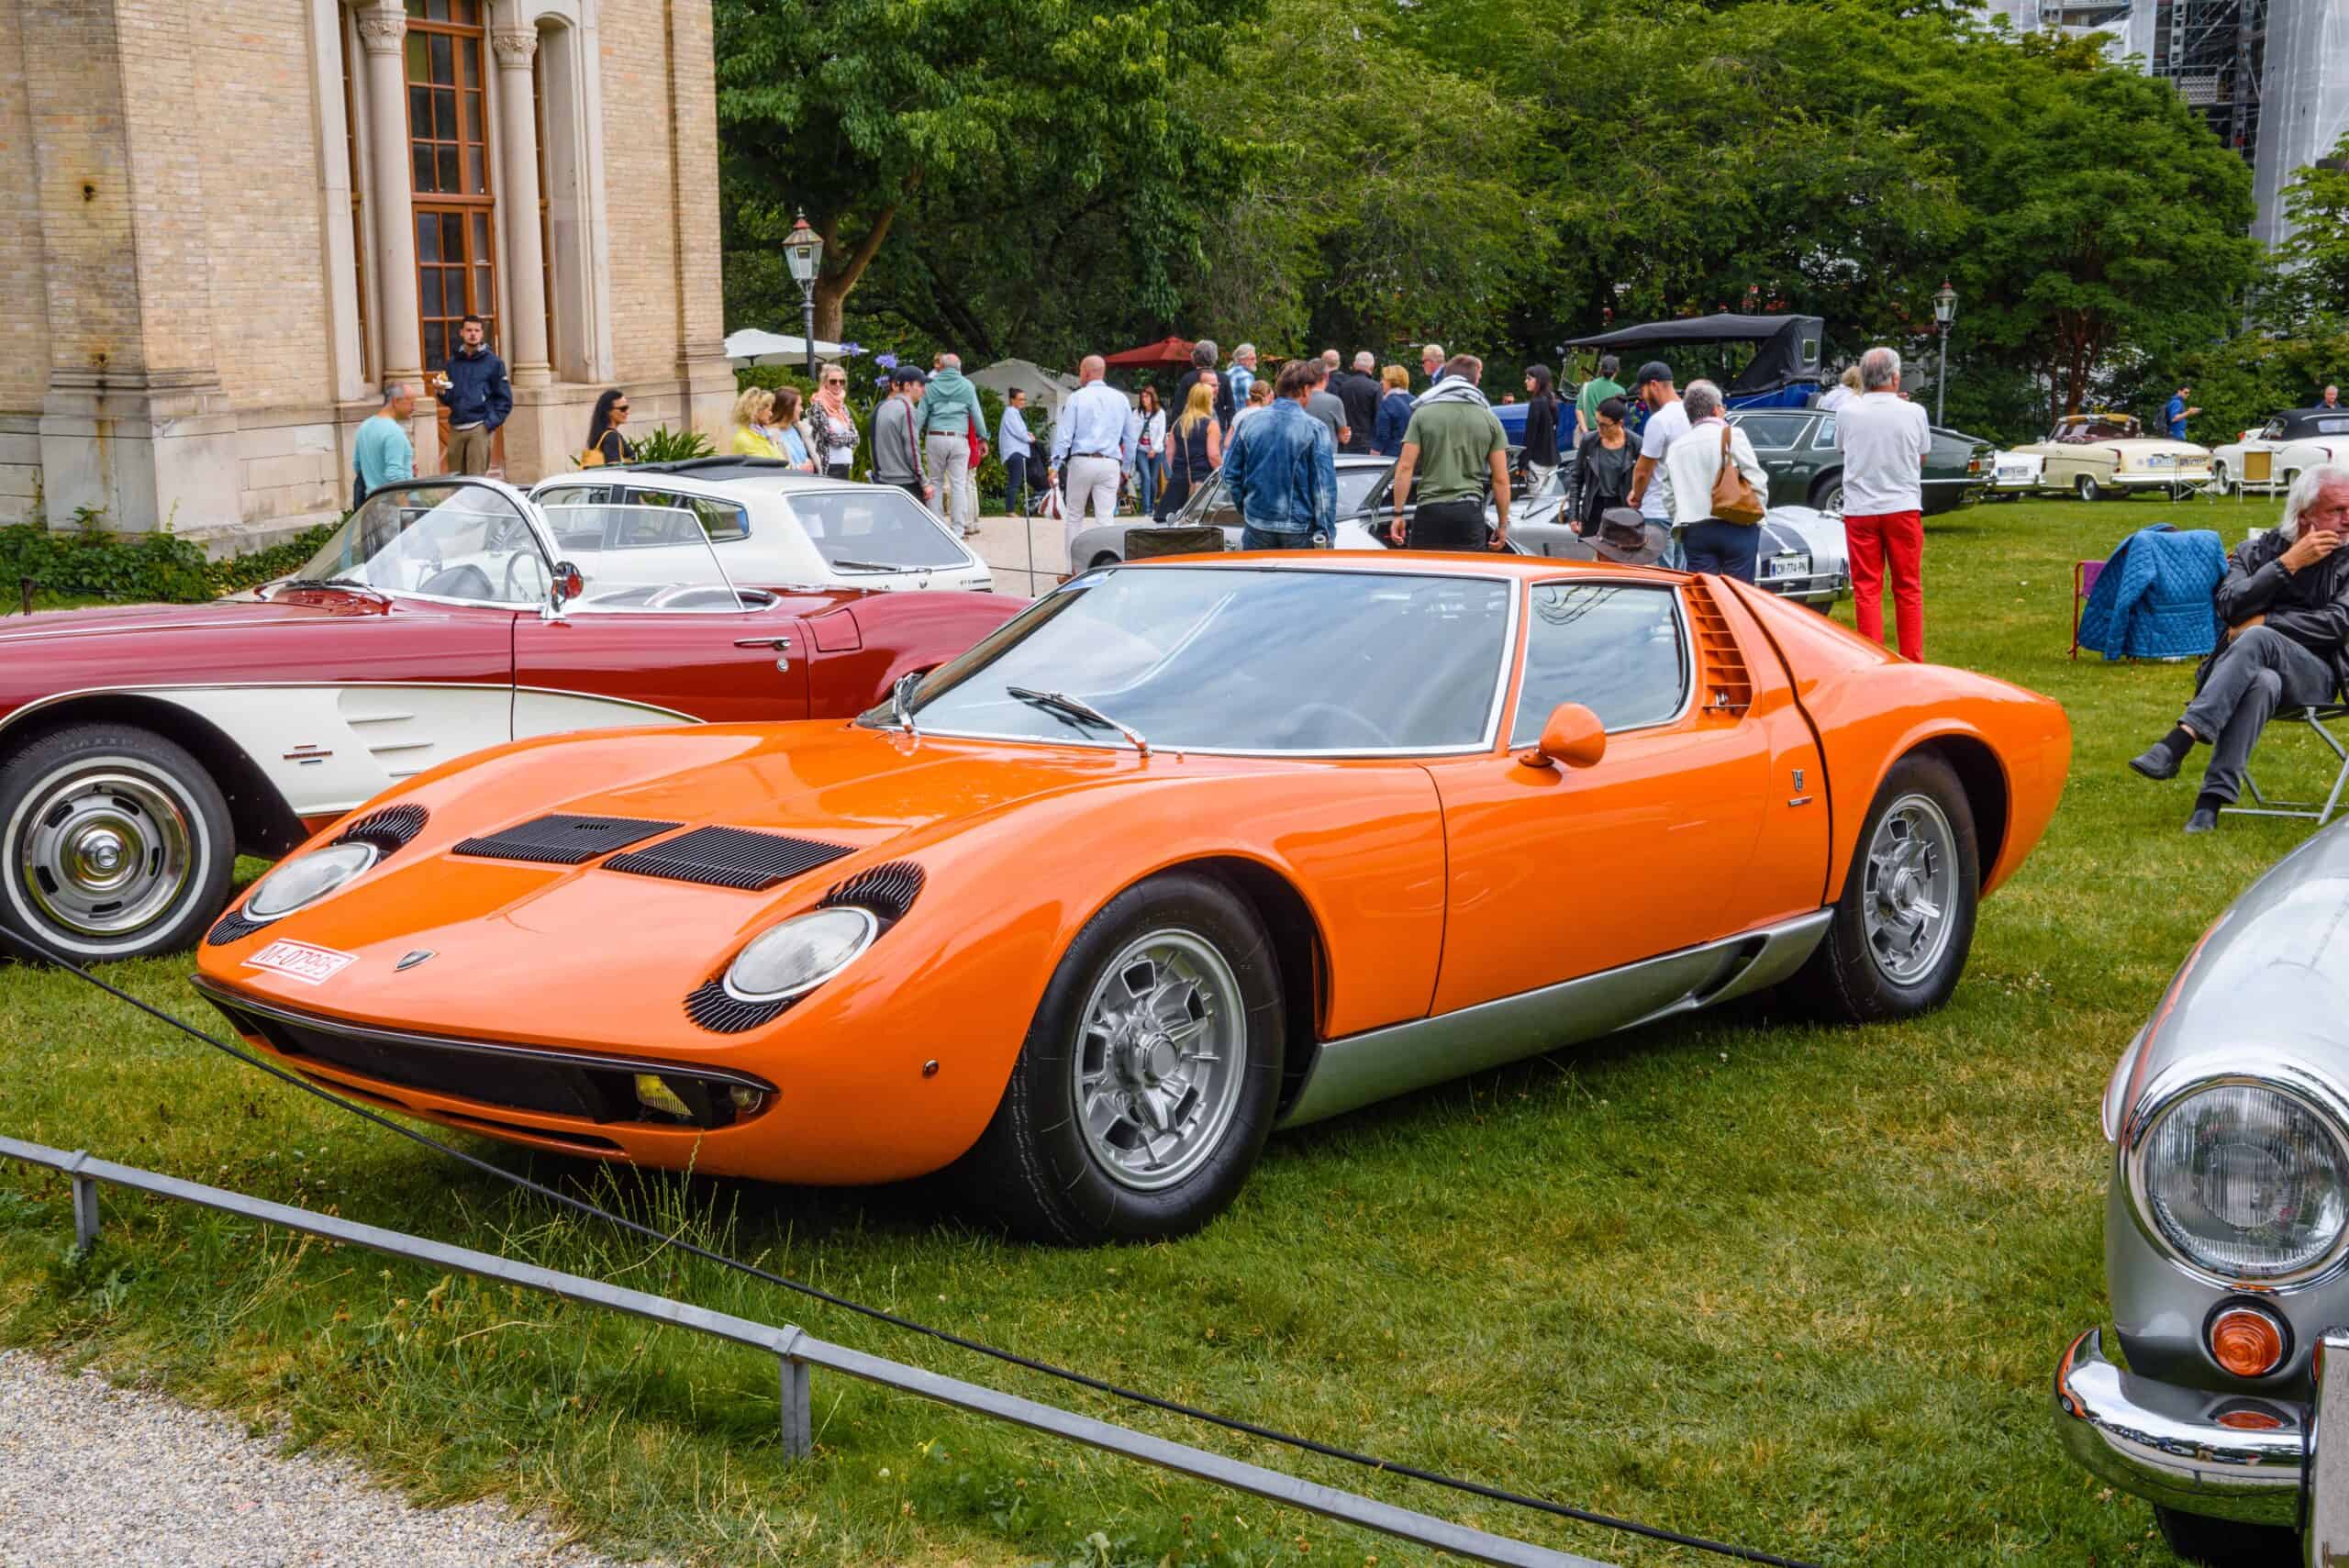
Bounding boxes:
[605,826,853,892]
[684,861,925,1034]
[451,813,681,866]
[334,802,429,858]
[1682,578,1753,716]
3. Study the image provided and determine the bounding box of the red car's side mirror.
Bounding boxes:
[551,561,584,607]
[1517,702,1607,771]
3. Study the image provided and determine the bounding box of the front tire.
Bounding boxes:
[0,723,235,964]
[2153,1505,2299,1567]
[957,871,1284,1244]
[1790,752,1980,1022]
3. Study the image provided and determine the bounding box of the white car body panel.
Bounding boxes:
[510,687,698,742]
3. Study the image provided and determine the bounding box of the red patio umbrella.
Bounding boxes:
[1100,336,1196,367]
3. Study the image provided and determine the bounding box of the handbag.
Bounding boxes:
[577,448,606,469]
[1709,424,1765,526]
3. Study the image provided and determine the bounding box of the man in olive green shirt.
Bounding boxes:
[1574,353,1623,447]
[1388,353,1509,552]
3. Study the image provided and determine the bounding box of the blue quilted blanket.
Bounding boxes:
[2077,524,2226,662]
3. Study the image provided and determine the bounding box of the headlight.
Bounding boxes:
[244,842,379,921]
[2137,1082,2349,1282]
[722,906,879,1003]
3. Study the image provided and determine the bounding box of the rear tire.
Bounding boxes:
[2153,1505,2299,1567]
[0,723,235,964]
[1790,752,1979,1022]
[2076,473,2104,503]
[1808,473,1844,515]
[956,871,1284,1244]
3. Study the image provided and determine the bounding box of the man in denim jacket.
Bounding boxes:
[1221,358,1336,550]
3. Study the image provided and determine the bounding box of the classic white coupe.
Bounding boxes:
[2210,406,2349,496]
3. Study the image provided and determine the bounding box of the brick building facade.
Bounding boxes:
[0,0,732,542]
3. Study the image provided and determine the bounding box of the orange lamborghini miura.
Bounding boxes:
[195,555,2070,1243]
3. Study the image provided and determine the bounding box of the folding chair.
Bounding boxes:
[2227,705,2349,826]
[2068,560,2105,660]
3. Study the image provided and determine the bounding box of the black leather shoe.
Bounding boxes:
[2185,806,2220,834]
[2130,744,2182,781]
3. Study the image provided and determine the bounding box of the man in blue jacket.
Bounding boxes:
[433,315,511,475]
[1221,358,1336,550]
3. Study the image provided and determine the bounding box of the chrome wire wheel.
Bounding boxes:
[1861,793,1958,985]
[8,761,199,940]
[1071,929,1247,1193]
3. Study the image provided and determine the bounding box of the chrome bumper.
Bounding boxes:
[2054,1326,2349,1543]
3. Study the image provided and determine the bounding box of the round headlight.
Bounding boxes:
[722,906,879,1003]
[2141,1082,2349,1282]
[245,841,379,921]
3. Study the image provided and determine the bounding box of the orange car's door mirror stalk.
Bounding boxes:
[1517,703,1607,771]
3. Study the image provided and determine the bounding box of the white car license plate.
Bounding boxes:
[1765,553,1811,580]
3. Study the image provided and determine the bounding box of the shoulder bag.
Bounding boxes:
[1709,424,1765,526]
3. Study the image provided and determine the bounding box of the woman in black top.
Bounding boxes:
[1153,381,1222,521]
[1570,395,1639,536]
[585,389,634,465]
[1521,365,1561,488]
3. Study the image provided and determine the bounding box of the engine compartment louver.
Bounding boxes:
[604,826,854,892]
[334,802,429,857]
[684,860,927,1034]
[452,813,680,866]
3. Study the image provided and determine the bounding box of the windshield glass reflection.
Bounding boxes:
[287,482,549,605]
[873,566,1513,753]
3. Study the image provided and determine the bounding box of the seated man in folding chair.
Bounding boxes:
[2130,463,2349,832]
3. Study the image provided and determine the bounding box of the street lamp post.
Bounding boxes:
[1932,280,1958,427]
[783,212,826,383]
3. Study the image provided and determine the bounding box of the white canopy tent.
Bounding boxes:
[971,357,1085,416]
[723,328,848,366]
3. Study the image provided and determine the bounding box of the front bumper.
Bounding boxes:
[1758,567,1848,606]
[2054,1325,2349,1548]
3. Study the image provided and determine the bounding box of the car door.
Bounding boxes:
[1421,575,1827,1018]
[511,486,814,733]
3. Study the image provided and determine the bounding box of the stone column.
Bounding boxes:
[490,21,551,387]
[351,0,421,396]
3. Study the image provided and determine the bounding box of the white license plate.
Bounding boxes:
[1765,554,1811,580]
[245,939,356,984]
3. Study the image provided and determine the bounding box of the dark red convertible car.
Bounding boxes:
[0,476,1019,962]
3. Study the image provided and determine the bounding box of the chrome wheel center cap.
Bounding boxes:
[72,827,130,884]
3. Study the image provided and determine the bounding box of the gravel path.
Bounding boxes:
[0,1351,663,1568]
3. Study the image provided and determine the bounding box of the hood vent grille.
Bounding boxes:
[685,860,927,1033]
[206,906,269,946]
[605,826,852,892]
[452,814,680,866]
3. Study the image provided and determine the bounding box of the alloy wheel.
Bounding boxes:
[1070,929,1247,1192]
[1861,794,1959,986]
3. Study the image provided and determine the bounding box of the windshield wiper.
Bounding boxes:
[888,670,922,739]
[831,557,914,573]
[1006,686,1151,755]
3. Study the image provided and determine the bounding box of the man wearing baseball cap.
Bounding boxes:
[1623,361,1688,543]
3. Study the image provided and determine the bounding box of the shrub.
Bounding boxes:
[0,510,345,606]
[628,425,716,464]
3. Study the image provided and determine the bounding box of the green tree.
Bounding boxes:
[715,0,1242,341]
[2269,131,2349,328]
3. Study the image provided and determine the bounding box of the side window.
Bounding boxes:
[688,495,750,542]
[1508,582,1688,745]
[1735,414,1806,450]
[1196,476,1239,528]
[1812,417,1838,450]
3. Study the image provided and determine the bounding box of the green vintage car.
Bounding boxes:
[1726,408,1995,516]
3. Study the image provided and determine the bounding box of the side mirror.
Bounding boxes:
[551,561,584,606]
[1517,702,1607,771]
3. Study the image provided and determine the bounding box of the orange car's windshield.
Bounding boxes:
[877,565,1514,753]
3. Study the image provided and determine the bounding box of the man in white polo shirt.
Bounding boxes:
[1833,345,1932,661]
[1622,361,1690,564]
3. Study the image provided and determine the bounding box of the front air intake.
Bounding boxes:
[451,813,681,865]
[604,826,854,892]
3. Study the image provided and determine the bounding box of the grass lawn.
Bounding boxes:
[0,491,2324,1567]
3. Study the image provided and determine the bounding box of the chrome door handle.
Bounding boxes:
[735,634,792,673]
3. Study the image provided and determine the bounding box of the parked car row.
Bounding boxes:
[1988,414,2214,501]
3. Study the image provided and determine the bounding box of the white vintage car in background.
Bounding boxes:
[2210,407,2349,496]
[532,458,996,594]
[2000,413,2211,501]
[1986,448,2043,500]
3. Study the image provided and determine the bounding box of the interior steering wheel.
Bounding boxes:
[503,552,548,604]
[1281,701,1395,751]
[419,562,496,601]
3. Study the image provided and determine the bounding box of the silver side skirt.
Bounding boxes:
[1276,910,1832,1129]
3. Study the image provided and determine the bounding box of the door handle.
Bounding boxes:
[735,634,792,673]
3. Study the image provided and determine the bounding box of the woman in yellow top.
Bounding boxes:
[730,388,785,459]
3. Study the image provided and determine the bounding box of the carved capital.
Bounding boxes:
[490,27,539,65]
[351,2,405,53]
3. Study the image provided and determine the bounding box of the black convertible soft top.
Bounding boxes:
[1566,314,1825,397]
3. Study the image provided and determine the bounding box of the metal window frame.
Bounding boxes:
[0,1133,1610,1568]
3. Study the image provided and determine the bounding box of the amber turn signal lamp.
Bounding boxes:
[2210,1306,2287,1378]
[2216,1407,2286,1431]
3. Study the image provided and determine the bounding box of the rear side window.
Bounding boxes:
[1734,414,1808,449]
[1508,582,1688,744]
[789,490,967,571]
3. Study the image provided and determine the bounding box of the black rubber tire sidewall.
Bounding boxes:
[1809,472,1844,514]
[2076,473,2100,502]
[1794,751,1980,1023]
[0,723,235,963]
[2152,1505,2299,1568]
[957,871,1284,1245]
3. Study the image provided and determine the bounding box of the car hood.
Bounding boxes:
[2122,817,2349,1109]
[0,595,385,648]
[197,721,1289,1043]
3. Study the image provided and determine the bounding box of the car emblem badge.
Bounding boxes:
[395,949,436,972]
